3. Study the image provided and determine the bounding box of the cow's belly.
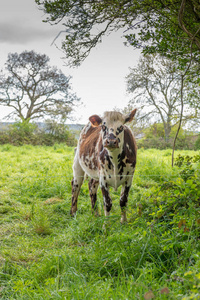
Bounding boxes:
[101,165,135,190]
[78,153,135,189]
[79,156,99,180]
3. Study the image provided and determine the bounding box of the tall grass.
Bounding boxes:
[0,145,200,299]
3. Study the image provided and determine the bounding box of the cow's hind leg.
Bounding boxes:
[88,179,99,215]
[120,181,132,223]
[70,158,84,216]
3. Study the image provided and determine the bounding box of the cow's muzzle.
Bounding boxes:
[104,134,119,149]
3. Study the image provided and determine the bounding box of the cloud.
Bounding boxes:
[0,0,63,46]
[0,18,62,45]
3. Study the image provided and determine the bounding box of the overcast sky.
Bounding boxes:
[0,0,140,124]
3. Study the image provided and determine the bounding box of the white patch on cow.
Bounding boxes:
[126,143,132,153]
[79,156,99,180]
[84,123,92,134]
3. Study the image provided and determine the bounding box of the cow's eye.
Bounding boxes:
[101,125,107,132]
[117,125,124,134]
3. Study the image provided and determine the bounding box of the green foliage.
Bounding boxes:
[169,124,185,139]
[194,134,200,150]
[137,125,198,150]
[1,146,200,299]
[137,137,170,150]
[36,0,200,66]
[8,120,37,145]
[175,154,200,181]
[145,123,165,138]
[0,121,77,146]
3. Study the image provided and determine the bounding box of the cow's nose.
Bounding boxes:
[104,137,119,149]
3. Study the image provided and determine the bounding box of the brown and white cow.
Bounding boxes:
[71,109,137,223]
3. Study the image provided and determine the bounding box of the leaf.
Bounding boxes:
[196,273,200,279]
[144,291,155,300]
[184,227,189,232]
[44,197,63,205]
[184,271,193,277]
[160,287,170,294]
[178,219,186,228]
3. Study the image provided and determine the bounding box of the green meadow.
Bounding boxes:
[0,144,200,299]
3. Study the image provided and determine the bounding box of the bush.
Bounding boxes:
[137,137,171,150]
[137,135,198,150]
[137,123,198,150]
[8,121,37,145]
[194,135,200,150]
[0,121,77,146]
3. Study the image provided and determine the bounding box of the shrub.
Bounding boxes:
[137,137,171,150]
[137,136,197,150]
[8,121,37,145]
[194,134,200,150]
[0,121,77,146]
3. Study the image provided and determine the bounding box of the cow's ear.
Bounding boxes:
[89,114,102,127]
[124,108,137,123]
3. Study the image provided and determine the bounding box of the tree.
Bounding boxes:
[0,50,79,122]
[126,54,199,142]
[35,0,200,66]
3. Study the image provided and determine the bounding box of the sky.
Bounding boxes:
[0,0,140,124]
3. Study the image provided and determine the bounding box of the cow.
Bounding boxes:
[70,109,137,223]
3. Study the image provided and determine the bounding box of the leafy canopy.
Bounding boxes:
[36,0,200,66]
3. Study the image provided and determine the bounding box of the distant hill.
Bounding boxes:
[0,122,84,132]
[67,124,84,132]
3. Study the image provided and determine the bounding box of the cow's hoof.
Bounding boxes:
[92,210,99,217]
[120,217,127,224]
[70,210,76,217]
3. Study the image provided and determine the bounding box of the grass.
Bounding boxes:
[0,144,200,299]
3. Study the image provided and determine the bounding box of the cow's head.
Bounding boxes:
[89,109,137,151]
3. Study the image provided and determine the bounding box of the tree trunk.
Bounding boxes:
[172,75,184,167]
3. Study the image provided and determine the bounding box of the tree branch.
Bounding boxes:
[178,0,200,50]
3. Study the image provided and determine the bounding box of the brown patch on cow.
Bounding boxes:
[117,127,136,175]
[79,125,101,169]
[123,126,137,168]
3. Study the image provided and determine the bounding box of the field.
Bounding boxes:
[0,144,200,299]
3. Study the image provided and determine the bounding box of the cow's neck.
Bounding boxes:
[106,145,123,190]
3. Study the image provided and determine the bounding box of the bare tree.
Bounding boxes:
[126,54,199,142]
[0,50,79,122]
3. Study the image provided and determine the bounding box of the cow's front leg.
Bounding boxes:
[88,178,99,215]
[100,179,112,217]
[120,181,132,223]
